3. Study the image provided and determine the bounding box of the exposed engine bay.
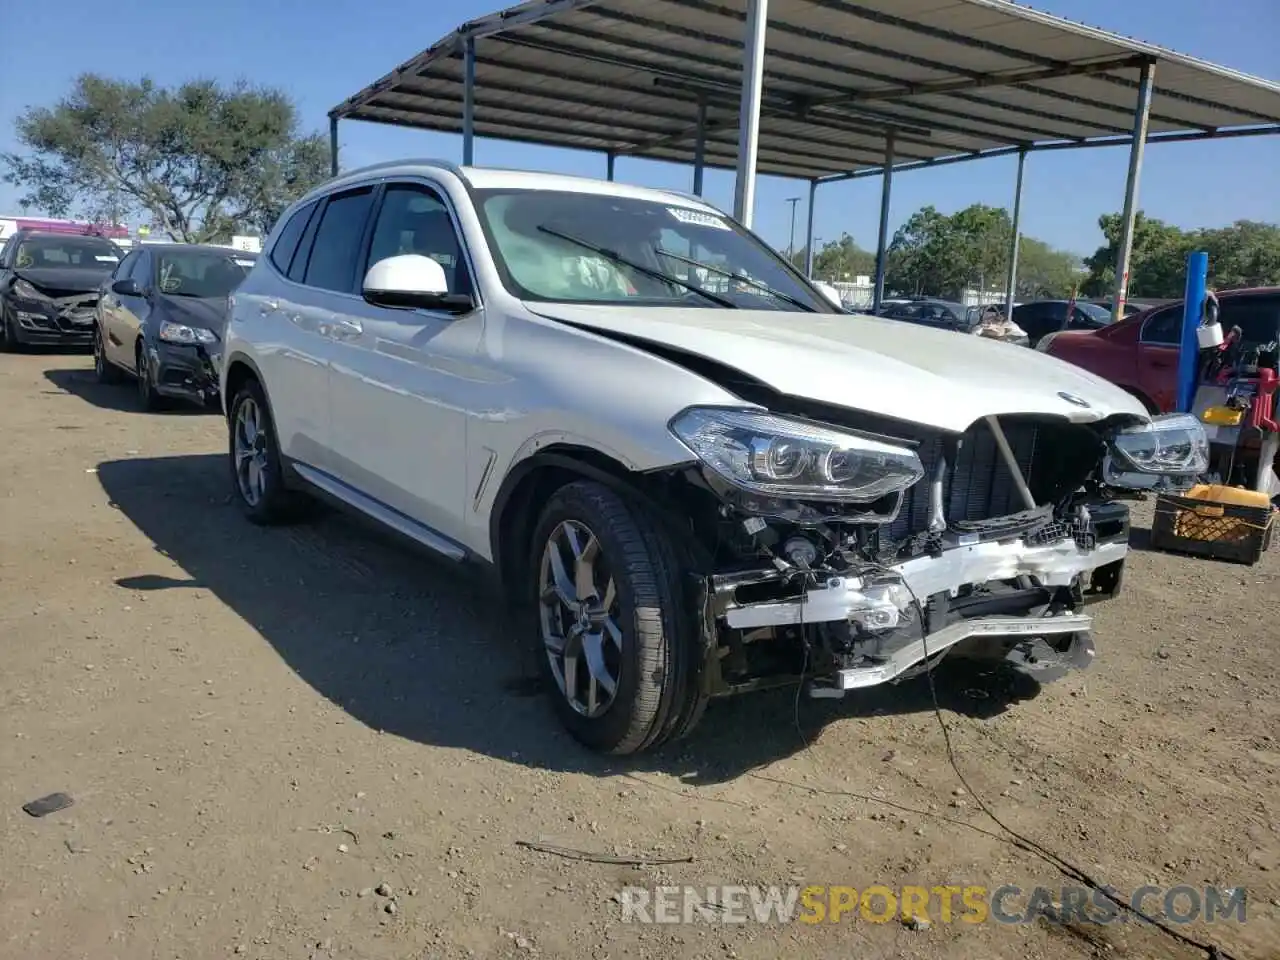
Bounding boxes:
[662,404,1145,699]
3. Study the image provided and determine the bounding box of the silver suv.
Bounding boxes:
[221,160,1207,755]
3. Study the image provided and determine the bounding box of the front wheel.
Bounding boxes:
[529,480,705,755]
[94,327,122,383]
[135,344,164,411]
[0,306,22,353]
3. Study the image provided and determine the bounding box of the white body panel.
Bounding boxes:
[222,160,1154,566]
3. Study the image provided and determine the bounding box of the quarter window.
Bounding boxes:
[269,201,317,276]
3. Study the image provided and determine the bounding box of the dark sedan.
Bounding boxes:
[1011,299,1114,347]
[93,244,257,410]
[878,297,977,332]
[0,231,124,350]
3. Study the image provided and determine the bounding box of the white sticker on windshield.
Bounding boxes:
[233,259,255,268]
[667,207,730,230]
[95,255,120,262]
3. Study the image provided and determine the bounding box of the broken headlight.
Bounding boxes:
[669,407,925,502]
[1107,413,1209,475]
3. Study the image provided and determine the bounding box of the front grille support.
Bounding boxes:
[985,416,1037,511]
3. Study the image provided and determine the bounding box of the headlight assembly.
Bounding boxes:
[669,407,925,503]
[159,320,218,345]
[12,279,47,302]
[1107,413,1209,475]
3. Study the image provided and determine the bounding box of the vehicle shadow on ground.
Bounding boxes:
[98,453,1044,786]
[44,368,213,415]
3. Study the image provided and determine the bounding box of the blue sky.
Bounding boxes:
[0,0,1276,256]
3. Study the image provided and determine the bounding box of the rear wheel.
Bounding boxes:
[227,377,308,525]
[529,480,704,754]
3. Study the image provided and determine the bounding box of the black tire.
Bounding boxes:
[135,342,165,411]
[94,326,122,383]
[227,376,308,525]
[528,480,704,755]
[0,305,23,353]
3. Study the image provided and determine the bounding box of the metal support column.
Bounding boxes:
[732,0,768,226]
[804,179,817,278]
[1110,59,1156,323]
[462,36,477,166]
[872,131,896,314]
[606,152,616,181]
[328,115,339,177]
[692,96,708,196]
[1003,148,1027,321]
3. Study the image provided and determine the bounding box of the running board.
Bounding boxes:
[292,463,467,562]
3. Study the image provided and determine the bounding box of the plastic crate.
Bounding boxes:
[1150,490,1276,565]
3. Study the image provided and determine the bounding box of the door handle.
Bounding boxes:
[330,317,363,339]
[260,298,280,316]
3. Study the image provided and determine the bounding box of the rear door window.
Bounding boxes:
[303,188,376,293]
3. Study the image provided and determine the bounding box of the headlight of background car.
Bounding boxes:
[669,407,925,502]
[158,320,218,345]
[1108,412,1209,474]
[12,279,48,302]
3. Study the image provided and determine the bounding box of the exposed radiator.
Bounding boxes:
[886,420,1039,542]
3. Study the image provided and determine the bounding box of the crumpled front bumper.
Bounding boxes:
[721,529,1127,692]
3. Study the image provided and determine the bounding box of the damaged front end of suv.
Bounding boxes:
[664,403,1208,699]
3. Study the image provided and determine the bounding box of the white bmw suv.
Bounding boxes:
[222,160,1207,755]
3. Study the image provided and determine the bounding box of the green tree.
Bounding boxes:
[794,232,876,281]
[1081,211,1192,299]
[1081,213,1280,298]
[2,74,331,242]
[1015,237,1083,299]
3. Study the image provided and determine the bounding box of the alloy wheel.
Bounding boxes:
[538,519,623,718]
[233,396,270,507]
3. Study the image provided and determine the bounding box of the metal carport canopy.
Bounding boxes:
[331,0,1280,181]
[330,0,1280,318]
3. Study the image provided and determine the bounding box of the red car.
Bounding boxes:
[1039,287,1280,414]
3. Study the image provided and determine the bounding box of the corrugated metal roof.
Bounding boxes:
[331,0,1280,181]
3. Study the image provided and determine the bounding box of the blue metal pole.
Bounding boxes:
[1177,250,1209,413]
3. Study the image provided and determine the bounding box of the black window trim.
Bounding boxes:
[262,173,483,314]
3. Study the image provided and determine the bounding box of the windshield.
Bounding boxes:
[15,236,121,270]
[472,189,834,312]
[153,250,255,298]
[1075,301,1113,324]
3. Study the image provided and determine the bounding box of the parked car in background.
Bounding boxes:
[218,160,1205,755]
[1039,287,1280,413]
[1012,299,1114,347]
[94,243,257,409]
[0,230,123,350]
[1087,297,1162,318]
[879,297,976,332]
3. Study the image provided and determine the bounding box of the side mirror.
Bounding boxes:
[112,278,143,297]
[811,281,843,309]
[362,254,473,314]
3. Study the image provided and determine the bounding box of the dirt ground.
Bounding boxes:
[1,350,1277,960]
